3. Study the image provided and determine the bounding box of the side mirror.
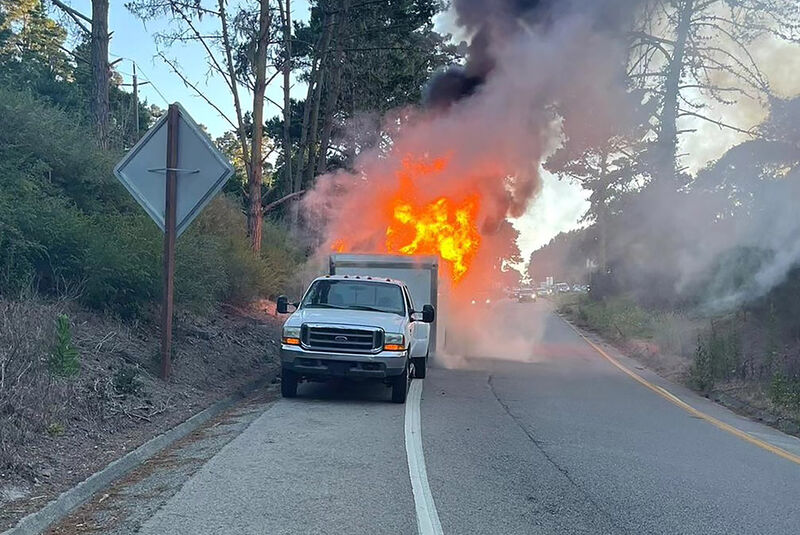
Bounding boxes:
[276,295,289,314]
[422,304,435,323]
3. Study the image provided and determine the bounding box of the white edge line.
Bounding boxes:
[405,380,444,535]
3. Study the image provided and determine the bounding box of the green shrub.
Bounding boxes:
[0,87,124,212]
[49,314,80,377]
[113,365,141,395]
[689,322,741,391]
[46,422,65,437]
[769,373,800,410]
[260,218,303,297]
[689,337,715,391]
[175,197,302,308]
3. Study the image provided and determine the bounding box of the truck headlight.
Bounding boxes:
[384,333,405,352]
[282,326,301,346]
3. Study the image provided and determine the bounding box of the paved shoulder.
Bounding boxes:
[138,382,415,535]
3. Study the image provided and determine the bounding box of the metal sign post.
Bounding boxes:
[114,102,234,381]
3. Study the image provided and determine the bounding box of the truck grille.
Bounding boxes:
[301,325,383,353]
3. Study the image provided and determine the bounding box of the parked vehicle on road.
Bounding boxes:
[536,286,552,297]
[555,282,571,293]
[277,269,436,403]
[471,292,495,306]
[517,288,537,302]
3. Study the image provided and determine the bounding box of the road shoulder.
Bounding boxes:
[559,313,800,463]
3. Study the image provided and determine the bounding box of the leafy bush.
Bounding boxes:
[769,373,800,410]
[0,88,126,211]
[689,337,715,391]
[689,321,741,391]
[46,422,65,437]
[49,314,80,377]
[113,365,141,396]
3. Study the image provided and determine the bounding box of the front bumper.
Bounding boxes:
[281,345,408,379]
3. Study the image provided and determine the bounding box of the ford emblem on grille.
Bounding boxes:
[334,335,348,342]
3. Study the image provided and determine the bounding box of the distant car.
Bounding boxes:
[471,293,494,306]
[555,282,570,293]
[516,289,536,302]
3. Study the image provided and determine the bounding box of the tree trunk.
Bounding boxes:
[295,55,318,192]
[90,0,110,148]
[295,10,331,193]
[657,0,693,181]
[219,0,252,184]
[314,61,343,176]
[248,0,271,254]
[597,152,609,273]
[314,0,350,177]
[303,55,328,186]
[281,0,293,195]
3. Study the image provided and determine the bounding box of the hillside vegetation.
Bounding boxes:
[0,87,301,317]
[0,3,305,504]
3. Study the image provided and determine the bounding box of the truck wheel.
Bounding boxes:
[281,368,298,398]
[391,365,410,404]
[412,357,427,379]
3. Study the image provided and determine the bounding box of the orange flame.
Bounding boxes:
[386,196,480,281]
[330,155,482,282]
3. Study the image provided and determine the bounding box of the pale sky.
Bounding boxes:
[510,171,591,261]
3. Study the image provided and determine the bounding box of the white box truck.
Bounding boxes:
[275,253,441,403]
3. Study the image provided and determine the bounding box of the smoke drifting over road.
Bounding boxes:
[300,0,646,361]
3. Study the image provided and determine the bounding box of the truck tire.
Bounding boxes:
[391,365,410,404]
[412,357,427,379]
[281,368,298,398]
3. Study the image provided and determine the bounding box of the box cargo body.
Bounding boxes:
[329,254,441,356]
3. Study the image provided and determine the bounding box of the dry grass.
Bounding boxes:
[0,298,73,480]
[0,295,279,513]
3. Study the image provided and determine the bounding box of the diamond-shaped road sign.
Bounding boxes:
[114,102,234,237]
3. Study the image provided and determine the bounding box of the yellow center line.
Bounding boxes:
[559,315,800,466]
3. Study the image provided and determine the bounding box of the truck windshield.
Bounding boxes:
[301,280,405,316]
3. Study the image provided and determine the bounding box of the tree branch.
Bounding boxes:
[157,53,238,131]
[51,0,91,34]
[168,3,234,95]
[58,44,89,64]
[677,109,758,137]
[263,190,305,212]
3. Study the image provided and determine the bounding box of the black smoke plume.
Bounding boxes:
[425,0,635,108]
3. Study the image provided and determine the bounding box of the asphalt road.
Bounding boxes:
[134,301,800,535]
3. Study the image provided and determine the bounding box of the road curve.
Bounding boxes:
[133,301,800,535]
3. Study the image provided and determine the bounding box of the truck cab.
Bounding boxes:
[277,275,435,403]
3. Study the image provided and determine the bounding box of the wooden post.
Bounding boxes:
[161,104,179,380]
[132,62,139,137]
